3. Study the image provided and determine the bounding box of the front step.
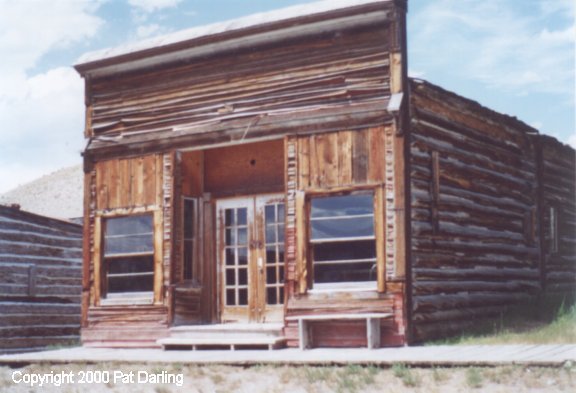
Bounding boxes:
[158,323,286,350]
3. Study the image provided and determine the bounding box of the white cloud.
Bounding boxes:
[409,0,575,97]
[128,0,183,13]
[0,1,104,193]
[136,23,169,39]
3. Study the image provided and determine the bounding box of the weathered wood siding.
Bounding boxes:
[539,136,576,293]
[82,153,172,347]
[284,127,407,348]
[84,24,393,161]
[409,79,542,342]
[0,205,82,354]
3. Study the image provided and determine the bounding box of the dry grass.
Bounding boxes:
[1,363,574,392]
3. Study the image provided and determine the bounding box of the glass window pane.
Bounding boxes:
[266,246,276,264]
[106,215,153,236]
[311,216,374,239]
[238,247,248,266]
[267,287,277,305]
[278,224,285,242]
[237,228,248,245]
[266,266,276,285]
[225,209,234,226]
[225,229,235,245]
[238,289,248,305]
[108,255,154,275]
[314,261,376,283]
[225,248,235,266]
[183,200,194,238]
[237,208,247,226]
[105,234,153,255]
[313,240,376,262]
[265,205,275,224]
[106,255,154,293]
[278,204,285,222]
[266,225,276,244]
[226,268,236,286]
[311,194,373,218]
[279,287,284,304]
[238,268,248,286]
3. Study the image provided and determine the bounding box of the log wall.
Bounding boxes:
[0,205,82,354]
[407,79,576,342]
[539,136,576,293]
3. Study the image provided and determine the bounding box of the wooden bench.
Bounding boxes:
[286,313,393,350]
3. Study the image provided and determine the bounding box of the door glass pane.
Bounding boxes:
[223,206,250,307]
[263,202,284,306]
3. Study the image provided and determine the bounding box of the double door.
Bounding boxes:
[217,195,285,323]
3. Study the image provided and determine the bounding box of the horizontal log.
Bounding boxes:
[0,336,79,350]
[413,267,540,281]
[413,292,533,312]
[0,314,80,327]
[413,280,540,296]
[412,305,506,323]
[0,325,79,338]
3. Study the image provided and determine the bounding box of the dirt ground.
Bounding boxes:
[1,362,574,393]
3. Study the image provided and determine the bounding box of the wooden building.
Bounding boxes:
[0,205,82,354]
[74,0,575,349]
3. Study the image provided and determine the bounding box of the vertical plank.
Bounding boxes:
[368,127,386,183]
[119,159,131,208]
[375,186,386,292]
[153,209,164,305]
[337,131,353,186]
[352,130,369,183]
[298,138,310,191]
[156,154,164,207]
[323,133,339,188]
[202,200,215,322]
[295,191,308,294]
[133,156,145,207]
[310,134,326,189]
[109,160,121,210]
[394,130,406,278]
[142,155,155,206]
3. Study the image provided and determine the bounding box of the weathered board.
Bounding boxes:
[0,205,82,354]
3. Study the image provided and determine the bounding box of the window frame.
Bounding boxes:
[307,190,380,291]
[94,209,162,306]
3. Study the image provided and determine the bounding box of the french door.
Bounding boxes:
[217,195,285,323]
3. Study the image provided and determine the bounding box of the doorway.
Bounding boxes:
[217,194,285,323]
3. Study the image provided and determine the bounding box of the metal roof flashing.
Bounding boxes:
[74,0,395,78]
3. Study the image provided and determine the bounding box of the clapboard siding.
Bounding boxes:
[409,79,542,342]
[0,205,82,354]
[84,25,393,161]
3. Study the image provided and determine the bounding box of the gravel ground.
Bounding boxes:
[1,362,574,392]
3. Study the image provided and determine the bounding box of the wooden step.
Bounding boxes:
[168,323,283,339]
[157,336,286,351]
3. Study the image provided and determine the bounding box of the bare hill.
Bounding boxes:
[0,165,83,221]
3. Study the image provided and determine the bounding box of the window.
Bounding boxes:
[183,198,198,281]
[310,193,376,287]
[103,214,154,298]
[550,206,558,254]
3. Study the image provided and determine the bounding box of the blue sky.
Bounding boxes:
[0,0,574,193]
